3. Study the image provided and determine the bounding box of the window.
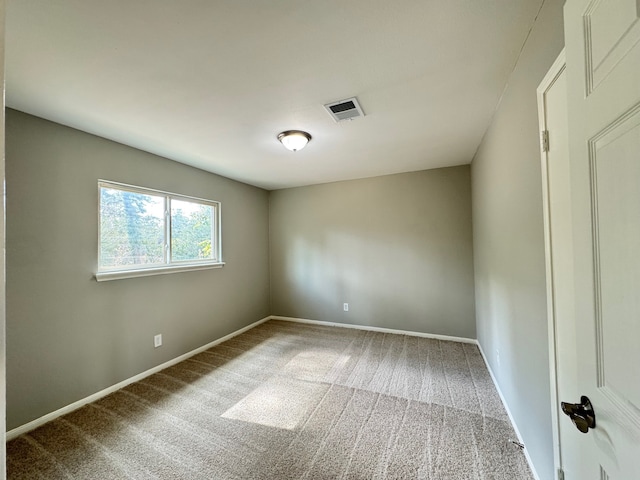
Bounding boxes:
[96,181,222,281]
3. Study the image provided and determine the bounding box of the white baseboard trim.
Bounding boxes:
[476,343,541,480]
[270,315,477,344]
[6,316,271,441]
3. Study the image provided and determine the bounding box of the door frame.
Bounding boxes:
[1,0,6,477]
[537,48,566,479]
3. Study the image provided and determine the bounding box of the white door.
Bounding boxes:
[563,0,640,478]
[0,0,6,477]
[538,53,580,479]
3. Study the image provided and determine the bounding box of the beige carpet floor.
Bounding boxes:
[7,320,534,479]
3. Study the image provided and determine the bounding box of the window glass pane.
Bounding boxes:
[171,199,215,262]
[100,187,165,269]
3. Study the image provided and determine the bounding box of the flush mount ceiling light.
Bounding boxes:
[277,130,312,152]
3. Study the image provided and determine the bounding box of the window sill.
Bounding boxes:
[95,262,225,282]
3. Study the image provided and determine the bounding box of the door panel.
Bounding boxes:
[592,109,640,422]
[584,0,640,93]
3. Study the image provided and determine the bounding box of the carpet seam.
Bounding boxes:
[87,402,208,478]
[300,387,359,480]
[339,391,381,480]
[21,434,75,480]
[116,386,249,467]
[379,395,410,479]
[57,417,145,480]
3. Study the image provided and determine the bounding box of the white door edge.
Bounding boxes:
[537,48,567,479]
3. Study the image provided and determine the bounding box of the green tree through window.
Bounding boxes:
[100,187,165,268]
[171,199,214,262]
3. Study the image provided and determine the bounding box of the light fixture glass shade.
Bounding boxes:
[278,130,311,152]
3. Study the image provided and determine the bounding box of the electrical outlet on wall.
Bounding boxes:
[496,349,500,367]
[154,334,162,348]
[343,303,349,312]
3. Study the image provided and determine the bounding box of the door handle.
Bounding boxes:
[561,395,596,433]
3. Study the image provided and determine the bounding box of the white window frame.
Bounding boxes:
[96,180,224,282]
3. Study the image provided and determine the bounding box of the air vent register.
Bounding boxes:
[324,97,365,122]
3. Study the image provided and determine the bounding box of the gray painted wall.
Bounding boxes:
[6,110,270,430]
[470,1,564,479]
[270,167,476,339]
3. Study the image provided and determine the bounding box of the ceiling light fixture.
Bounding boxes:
[277,130,312,152]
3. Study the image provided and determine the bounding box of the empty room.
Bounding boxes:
[2,0,639,479]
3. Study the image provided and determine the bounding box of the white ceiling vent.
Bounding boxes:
[324,97,365,122]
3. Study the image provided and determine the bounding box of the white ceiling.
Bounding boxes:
[6,0,544,190]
